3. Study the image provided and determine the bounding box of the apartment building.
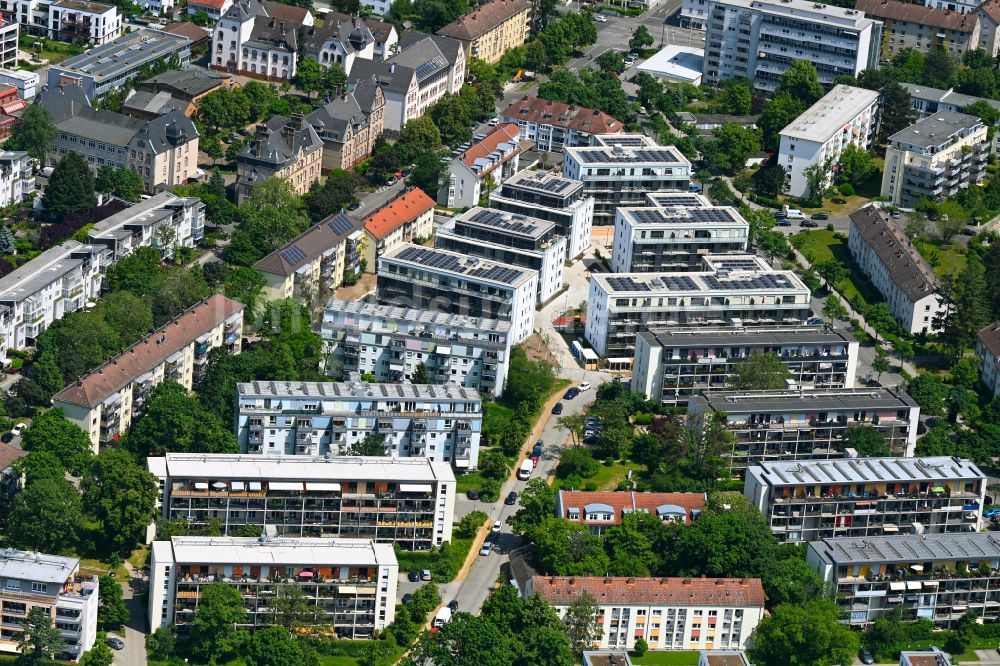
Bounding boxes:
[236,114,323,203]
[305,87,386,172]
[701,0,881,91]
[188,0,230,21]
[857,0,980,57]
[555,490,706,535]
[0,151,32,207]
[149,536,397,637]
[976,322,1000,398]
[778,85,881,199]
[903,82,1000,147]
[688,388,921,475]
[301,15,374,75]
[585,255,812,363]
[743,456,986,544]
[52,294,244,450]
[978,0,1000,56]
[882,111,989,207]
[7,0,120,44]
[360,187,435,272]
[0,550,98,660]
[148,453,456,549]
[47,28,191,101]
[0,20,16,68]
[809,533,1000,627]
[0,68,36,100]
[611,205,749,273]
[631,325,859,405]
[236,380,482,469]
[500,96,623,152]
[377,244,537,345]
[848,206,944,335]
[321,300,512,397]
[86,191,205,261]
[443,123,521,208]
[529,576,765,652]
[435,207,566,304]
[40,84,199,193]
[563,134,692,225]
[437,0,530,64]
[211,0,313,82]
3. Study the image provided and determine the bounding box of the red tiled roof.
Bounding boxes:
[264,0,310,24]
[857,0,979,31]
[501,96,622,135]
[363,187,435,241]
[437,0,531,41]
[558,490,705,525]
[531,576,766,608]
[1,100,26,115]
[163,22,211,42]
[457,123,520,177]
[189,0,226,9]
[0,441,26,471]
[980,0,1000,23]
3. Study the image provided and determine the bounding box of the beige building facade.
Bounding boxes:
[437,0,531,64]
[236,114,323,202]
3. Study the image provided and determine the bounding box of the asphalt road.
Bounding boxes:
[110,575,147,666]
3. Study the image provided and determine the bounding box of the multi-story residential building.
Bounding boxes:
[688,388,921,475]
[397,31,463,97]
[0,21,17,68]
[236,114,323,202]
[360,187,435,272]
[585,255,812,363]
[0,68,36,99]
[188,0,230,21]
[52,294,244,450]
[436,0,531,64]
[743,456,986,544]
[529,576,765,652]
[902,82,1000,148]
[210,0,312,81]
[86,191,205,261]
[631,325,859,405]
[563,134,692,225]
[610,204,749,273]
[137,66,234,107]
[443,123,520,208]
[0,550,98,660]
[149,536,397,637]
[489,169,593,260]
[148,453,456,549]
[235,380,482,469]
[302,15,374,75]
[377,244,537,345]
[700,0,881,91]
[848,206,943,335]
[40,84,199,193]
[0,151,32,207]
[254,212,364,304]
[809,533,1000,627]
[305,86,385,172]
[321,300,511,397]
[858,0,979,57]
[17,0,120,44]
[976,321,1000,398]
[435,207,565,304]
[777,85,881,199]
[555,490,706,535]
[977,0,1000,56]
[366,15,397,59]
[500,96,623,152]
[47,28,191,101]
[881,111,989,206]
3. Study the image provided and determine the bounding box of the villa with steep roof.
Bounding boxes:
[210,0,313,81]
[236,113,323,202]
[305,84,385,171]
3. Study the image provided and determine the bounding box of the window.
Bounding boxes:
[31,582,46,593]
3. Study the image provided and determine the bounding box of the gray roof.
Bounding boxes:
[0,241,96,304]
[501,169,583,197]
[239,115,322,171]
[237,379,482,402]
[140,66,230,98]
[380,243,536,288]
[324,299,512,334]
[89,192,198,239]
[901,82,1000,115]
[693,386,917,414]
[253,212,363,277]
[351,75,382,115]
[305,94,365,143]
[452,207,554,240]
[0,549,80,585]
[848,205,939,302]
[977,321,1000,359]
[748,456,984,487]
[347,58,415,94]
[888,110,984,150]
[122,90,190,116]
[302,16,373,59]
[52,29,190,84]
[246,17,297,51]
[637,324,856,349]
[810,533,1000,566]
[398,31,462,67]
[389,36,449,84]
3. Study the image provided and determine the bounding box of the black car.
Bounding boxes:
[859,649,875,665]
[0,433,12,443]
[105,637,124,651]
[776,220,792,227]
[962,227,977,236]
[810,213,828,220]
[466,489,480,500]
[564,387,579,400]
[408,571,421,582]
[505,491,518,506]
[799,220,818,228]
[402,594,413,605]
[448,600,459,612]
[347,201,361,211]
[551,402,563,415]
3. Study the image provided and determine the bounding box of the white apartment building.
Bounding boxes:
[0,20,16,68]
[0,550,98,660]
[150,536,397,637]
[0,68,36,99]
[489,169,594,261]
[87,191,206,261]
[377,244,537,345]
[611,205,749,273]
[0,151,33,207]
[443,123,521,208]
[585,254,812,364]
[435,207,566,305]
[236,380,482,470]
[778,85,881,199]
[744,456,987,544]
[563,134,692,225]
[976,322,1000,398]
[700,0,882,91]
[848,205,943,335]
[148,453,456,549]
[902,82,1000,150]
[321,299,512,397]
[302,15,375,75]
[528,576,765,652]
[5,0,121,44]
[52,294,244,450]
[211,0,312,82]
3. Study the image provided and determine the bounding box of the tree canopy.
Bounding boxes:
[42,152,97,219]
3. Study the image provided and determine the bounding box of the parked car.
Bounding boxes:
[421,569,432,581]
[859,649,875,665]
[810,212,828,220]
[594,13,606,21]
[347,201,361,211]
[890,210,902,219]
[402,593,413,605]
[0,433,12,443]
[578,381,592,391]
[985,507,1000,517]
[466,489,480,500]
[105,637,124,651]
[11,423,26,436]
[504,491,518,505]
[776,220,792,227]
[962,227,977,236]
[552,402,564,415]
[492,520,502,532]
[488,117,499,126]
[799,220,818,228]
[386,176,399,186]
[479,542,492,556]
[564,387,579,400]
[448,600,459,612]
[408,571,421,582]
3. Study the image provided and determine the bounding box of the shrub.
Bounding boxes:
[632,413,653,425]
[750,193,783,209]
[455,511,488,538]
[838,183,855,196]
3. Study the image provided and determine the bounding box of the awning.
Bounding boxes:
[269,482,304,491]
[338,585,359,594]
[910,565,924,572]
[906,581,921,590]
[954,604,968,611]
[211,482,226,490]
[656,504,687,517]
[454,459,471,468]
[932,486,946,493]
[584,503,614,514]
[194,482,208,490]
[306,482,341,492]
[231,481,245,492]
[248,481,262,491]
[889,582,906,591]
[883,525,899,532]
[924,581,939,588]
[298,571,314,578]
[356,587,377,595]
[399,483,433,493]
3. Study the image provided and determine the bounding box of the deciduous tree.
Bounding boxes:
[18,606,65,664]
[82,450,158,554]
[749,599,859,666]
[9,104,56,162]
[729,352,792,390]
[189,582,248,662]
[98,575,130,629]
[347,432,387,456]
[563,592,600,656]
[9,476,82,553]
[21,408,93,475]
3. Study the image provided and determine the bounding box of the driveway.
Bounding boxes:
[110,574,147,666]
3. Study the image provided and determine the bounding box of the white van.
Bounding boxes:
[517,459,532,480]
[784,208,805,220]
[432,607,452,629]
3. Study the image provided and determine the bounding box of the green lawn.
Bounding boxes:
[631,651,701,665]
[455,470,487,493]
[552,459,644,491]
[791,229,883,307]
[915,240,967,278]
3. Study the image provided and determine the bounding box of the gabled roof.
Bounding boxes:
[305,93,365,142]
[347,59,416,94]
[351,75,383,115]
[557,490,706,525]
[362,188,435,241]
[857,0,979,31]
[390,37,449,83]
[262,0,309,23]
[246,16,298,51]
[141,66,230,99]
[254,212,363,276]
[302,16,373,57]
[455,123,520,177]
[437,0,531,41]
[848,205,939,303]
[977,321,1000,359]
[398,31,463,67]
[239,114,322,169]
[162,21,211,42]
[981,0,1000,23]
[501,96,622,135]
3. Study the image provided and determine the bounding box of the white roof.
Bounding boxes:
[636,45,704,85]
[780,85,880,144]
[164,537,397,566]
[749,456,985,487]
[0,549,79,584]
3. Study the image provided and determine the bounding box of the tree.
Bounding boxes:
[863,302,899,341]
[872,347,891,383]
[402,612,516,666]
[303,168,359,222]
[83,449,158,554]
[227,179,311,266]
[801,161,829,205]
[729,352,792,390]
[843,424,890,456]
[761,556,826,606]
[410,150,446,197]
[294,58,325,98]
[42,152,97,219]
[557,413,587,447]
[9,103,56,162]
[79,641,115,666]
[208,167,227,198]
[95,166,143,202]
[532,517,609,576]
[189,582,248,662]
[347,432,388,456]
[397,116,442,162]
[629,25,654,52]
[604,512,659,576]
[98,576,130,629]
[246,626,317,666]
[411,362,431,384]
[125,381,238,458]
[555,447,599,480]
[708,123,761,174]
[0,226,14,256]
[837,144,873,185]
[93,291,154,344]
[9,477,82,553]
[18,606,65,664]
[823,295,848,320]
[563,591,600,656]
[752,165,785,198]
[923,47,958,87]
[479,450,511,480]
[877,82,917,142]
[12,450,65,485]
[270,585,325,631]
[509,478,557,536]
[223,267,266,322]
[935,255,989,358]
[777,61,823,105]
[950,356,981,389]
[759,93,807,149]
[907,373,949,417]
[716,80,752,115]
[21,408,93,475]
[749,599,859,666]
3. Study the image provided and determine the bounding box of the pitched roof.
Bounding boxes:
[848,205,939,303]
[141,67,231,99]
[189,0,227,9]
[980,0,1000,23]
[456,123,520,177]
[0,441,26,471]
[322,11,394,44]
[305,94,364,142]
[856,0,980,31]
[123,90,191,116]
[437,0,531,40]
[501,96,622,135]
[977,321,1000,359]
[398,31,463,66]
[390,37,449,83]
[557,490,706,525]
[262,0,309,23]
[531,576,766,608]
[240,114,322,170]
[162,21,211,42]
[254,212,364,276]
[52,294,245,409]
[362,188,435,241]
[346,58,415,94]
[302,16,373,57]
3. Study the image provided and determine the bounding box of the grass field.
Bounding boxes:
[915,240,967,278]
[553,459,644,491]
[631,651,701,665]
[791,229,882,307]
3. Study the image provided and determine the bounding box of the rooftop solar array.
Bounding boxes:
[578,147,684,164]
[393,246,525,285]
[711,258,760,271]
[279,245,307,266]
[414,56,447,81]
[511,172,576,195]
[466,209,542,237]
[605,136,648,146]
[650,276,699,291]
[600,270,804,294]
[606,277,651,292]
[646,192,708,207]
[703,274,794,291]
[327,213,354,235]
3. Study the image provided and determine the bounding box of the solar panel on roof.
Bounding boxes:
[327,214,354,235]
[279,245,307,265]
[414,56,446,80]
[607,277,650,292]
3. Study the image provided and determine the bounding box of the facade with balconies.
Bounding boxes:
[86,191,205,262]
[149,536,397,637]
[235,380,482,469]
[0,152,33,207]
[744,456,986,544]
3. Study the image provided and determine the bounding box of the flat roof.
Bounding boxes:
[888,110,983,150]
[0,549,79,584]
[380,243,536,288]
[810,533,1000,566]
[617,206,747,228]
[715,0,879,28]
[638,325,856,348]
[593,256,807,296]
[694,387,917,413]
[237,380,481,403]
[150,453,455,484]
[453,207,554,239]
[501,169,582,197]
[701,654,751,666]
[645,192,711,207]
[53,29,190,83]
[747,456,985,487]
[90,191,192,238]
[323,299,512,335]
[567,134,688,166]
[162,536,396,566]
[636,45,704,85]
[0,241,92,303]
[780,85,880,143]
